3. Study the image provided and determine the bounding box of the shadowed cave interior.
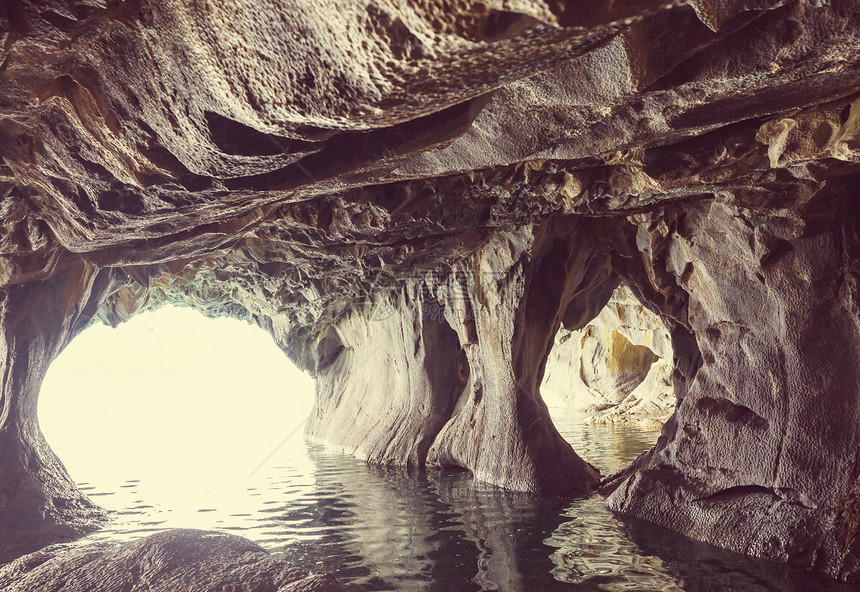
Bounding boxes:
[2,0,860,590]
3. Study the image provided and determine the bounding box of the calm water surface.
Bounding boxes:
[76,407,857,591]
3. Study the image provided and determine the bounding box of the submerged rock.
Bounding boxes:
[0,529,344,592]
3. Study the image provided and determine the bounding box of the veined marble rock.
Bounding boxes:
[1,0,860,580]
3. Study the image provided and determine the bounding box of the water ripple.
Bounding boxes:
[73,410,857,591]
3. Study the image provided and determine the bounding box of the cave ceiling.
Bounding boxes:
[0,0,859,349]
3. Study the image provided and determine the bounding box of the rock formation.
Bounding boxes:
[541,284,674,427]
[0,529,344,591]
[603,192,860,577]
[2,0,860,581]
[306,221,607,495]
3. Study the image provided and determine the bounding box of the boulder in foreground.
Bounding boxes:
[0,529,344,592]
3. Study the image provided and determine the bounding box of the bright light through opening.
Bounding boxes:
[38,306,314,523]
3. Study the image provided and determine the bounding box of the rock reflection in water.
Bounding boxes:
[72,412,860,591]
[434,471,566,591]
[278,413,860,591]
[623,518,857,592]
[275,449,471,589]
[276,412,677,591]
[278,447,569,591]
[547,496,685,591]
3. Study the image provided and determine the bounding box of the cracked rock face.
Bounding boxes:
[2,0,860,581]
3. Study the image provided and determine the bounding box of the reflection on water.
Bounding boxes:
[74,408,855,591]
[275,452,567,591]
[549,406,658,476]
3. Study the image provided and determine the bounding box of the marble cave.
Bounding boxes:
[1,0,860,589]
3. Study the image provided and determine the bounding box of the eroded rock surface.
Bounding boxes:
[309,220,607,495]
[542,285,674,427]
[604,192,860,578]
[0,260,115,561]
[1,0,860,580]
[0,529,343,592]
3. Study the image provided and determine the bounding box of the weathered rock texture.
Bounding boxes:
[604,192,860,578]
[541,285,674,427]
[2,0,860,580]
[0,529,344,591]
[308,220,606,494]
[0,261,113,562]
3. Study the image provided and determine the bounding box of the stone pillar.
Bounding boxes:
[426,218,614,495]
[307,283,465,469]
[0,258,116,560]
[605,195,860,578]
[308,218,616,496]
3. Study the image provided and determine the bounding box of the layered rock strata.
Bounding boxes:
[0,0,860,580]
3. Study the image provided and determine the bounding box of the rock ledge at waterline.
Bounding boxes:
[0,529,343,592]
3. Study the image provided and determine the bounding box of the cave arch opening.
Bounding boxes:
[37,305,315,530]
[540,284,675,475]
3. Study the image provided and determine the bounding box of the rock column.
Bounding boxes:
[426,219,614,495]
[606,195,860,578]
[309,218,617,495]
[0,258,118,560]
[307,283,465,469]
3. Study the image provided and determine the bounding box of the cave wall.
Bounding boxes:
[604,189,860,577]
[1,0,860,579]
[0,260,131,561]
[307,282,465,469]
